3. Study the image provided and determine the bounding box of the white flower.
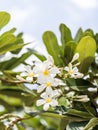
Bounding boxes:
[37,77,65,93]
[64,63,83,78]
[36,88,58,111]
[33,56,60,83]
[20,65,37,82]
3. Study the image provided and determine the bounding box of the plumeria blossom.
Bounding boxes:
[36,88,58,111]
[33,55,60,83]
[64,63,83,78]
[37,77,65,93]
[18,65,37,82]
[64,53,83,79]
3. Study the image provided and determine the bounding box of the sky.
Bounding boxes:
[0,0,98,55]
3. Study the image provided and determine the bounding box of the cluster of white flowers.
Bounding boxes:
[17,53,84,111]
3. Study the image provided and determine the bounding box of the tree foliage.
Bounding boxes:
[0,11,98,130]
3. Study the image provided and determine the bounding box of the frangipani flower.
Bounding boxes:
[37,77,65,93]
[33,55,60,83]
[36,88,58,111]
[64,63,83,78]
[19,65,37,82]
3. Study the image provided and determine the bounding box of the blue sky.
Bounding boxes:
[0,0,98,54]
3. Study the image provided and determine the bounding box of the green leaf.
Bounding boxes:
[66,121,88,130]
[83,29,94,38]
[11,33,24,54]
[1,28,16,37]
[74,28,83,42]
[66,78,92,91]
[0,11,10,30]
[0,33,16,48]
[83,118,98,130]
[64,41,77,64]
[28,111,88,122]
[94,33,98,52]
[58,118,69,130]
[27,49,46,61]
[0,122,6,129]
[0,43,25,55]
[0,98,15,112]
[16,124,26,130]
[59,23,73,49]
[0,88,36,106]
[0,52,34,70]
[67,109,93,119]
[75,36,96,73]
[43,31,64,66]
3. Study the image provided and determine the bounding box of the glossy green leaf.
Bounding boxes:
[83,118,98,130]
[0,52,33,70]
[0,33,16,48]
[83,29,94,38]
[11,33,24,54]
[28,111,87,122]
[1,28,16,37]
[58,119,69,130]
[94,33,98,52]
[0,98,15,112]
[66,121,87,130]
[43,31,63,66]
[66,78,93,91]
[0,11,10,30]
[59,23,72,49]
[27,49,46,61]
[0,89,36,107]
[64,41,77,64]
[0,122,6,129]
[0,43,25,55]
[75,36,96,73]
[16,124,26,130]
[74,28,83,42]
[67,109,93,119]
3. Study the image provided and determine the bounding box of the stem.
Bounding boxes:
[0,113,33,130]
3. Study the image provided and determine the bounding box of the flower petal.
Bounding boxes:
[43,103,49,111]
[26,77,33,82]
[41,92,48,99]
[64,66,69,72]
[50,99,58,107]
[46,87,53,96]
[73,67,78,73]
[50,67,60,76]
[37,84,46,93]
[53,78,65,86]
[36,99,46,106]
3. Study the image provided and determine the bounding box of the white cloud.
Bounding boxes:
[71,0,98,9]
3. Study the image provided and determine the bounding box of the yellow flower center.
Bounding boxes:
[29,72,34,77]
[43,69,49,76]
[69,70,73,75]
[46,82,51,87]
[46,98,51,103]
